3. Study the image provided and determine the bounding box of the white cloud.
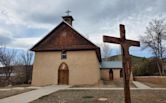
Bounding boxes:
[9,37,41,50]
[0,0,166,57]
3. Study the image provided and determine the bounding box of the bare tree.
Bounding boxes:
[0,45,17,85]
[115,46,122,60]
[20,51,33,84]
[100,43,111,59]
[140,19,166,75]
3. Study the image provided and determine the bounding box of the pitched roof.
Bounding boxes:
[31,21,101,62]
[100,61,123,69]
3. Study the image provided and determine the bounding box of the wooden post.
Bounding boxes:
[103,24,140,103]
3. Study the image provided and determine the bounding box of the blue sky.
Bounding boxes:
[0,0,166,57]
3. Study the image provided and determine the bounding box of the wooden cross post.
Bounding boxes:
[103,24,140,103]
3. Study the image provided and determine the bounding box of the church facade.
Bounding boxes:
[31,15,102,86]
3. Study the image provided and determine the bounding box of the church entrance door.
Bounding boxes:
[58,62,69,85]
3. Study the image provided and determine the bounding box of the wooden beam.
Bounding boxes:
[103,36,121,44]
[126,40,140,47]
[120,24,126,40]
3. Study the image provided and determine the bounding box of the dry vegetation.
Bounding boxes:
[141,81,166,88]
[31,90,166,103]
[0,89,33,99]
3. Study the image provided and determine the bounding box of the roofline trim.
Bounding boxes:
[30,21,64,51]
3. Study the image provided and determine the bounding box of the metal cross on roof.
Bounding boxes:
[65,10,71,16]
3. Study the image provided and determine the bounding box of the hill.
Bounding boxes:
[103,54,149,69]
[103,54,147,61]
[103,55,166,76]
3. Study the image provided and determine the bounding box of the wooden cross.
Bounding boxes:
[103,24,140,103]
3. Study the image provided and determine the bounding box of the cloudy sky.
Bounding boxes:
[0,0,166,57]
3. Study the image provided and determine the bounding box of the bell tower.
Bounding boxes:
[62,10,74,26]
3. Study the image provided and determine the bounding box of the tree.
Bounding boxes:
[133,60,159,76]
[101,43,111,59]
[140,19,166,75]
[20,51,33,84]
[0,45,17,85]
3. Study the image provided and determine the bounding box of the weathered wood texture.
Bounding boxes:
[103,24,140,103]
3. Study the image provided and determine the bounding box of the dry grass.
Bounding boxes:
[31,89,166,103]
[141,81,166,88]
[0,89,33,99]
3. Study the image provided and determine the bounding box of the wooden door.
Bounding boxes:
[109,69,113,80]
[58,62,69,85]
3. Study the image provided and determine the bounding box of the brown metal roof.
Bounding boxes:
[31,21,101,62]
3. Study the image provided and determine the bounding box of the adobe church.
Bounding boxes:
[31,15,122,86]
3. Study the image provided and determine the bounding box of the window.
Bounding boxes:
[61,50,67,59]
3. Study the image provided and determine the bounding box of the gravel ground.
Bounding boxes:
[0,89,33,99]
[31,89,166,103]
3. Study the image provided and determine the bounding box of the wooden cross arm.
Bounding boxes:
[126,40,140,47]
[103,35,121,44]
[103,35,140,47]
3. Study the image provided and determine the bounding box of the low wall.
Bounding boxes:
[134,76,166,84]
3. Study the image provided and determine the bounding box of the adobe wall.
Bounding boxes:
[32,50,100,86]
[134,76,166,84]
[112,69,121,80]
[100,69,110,80]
